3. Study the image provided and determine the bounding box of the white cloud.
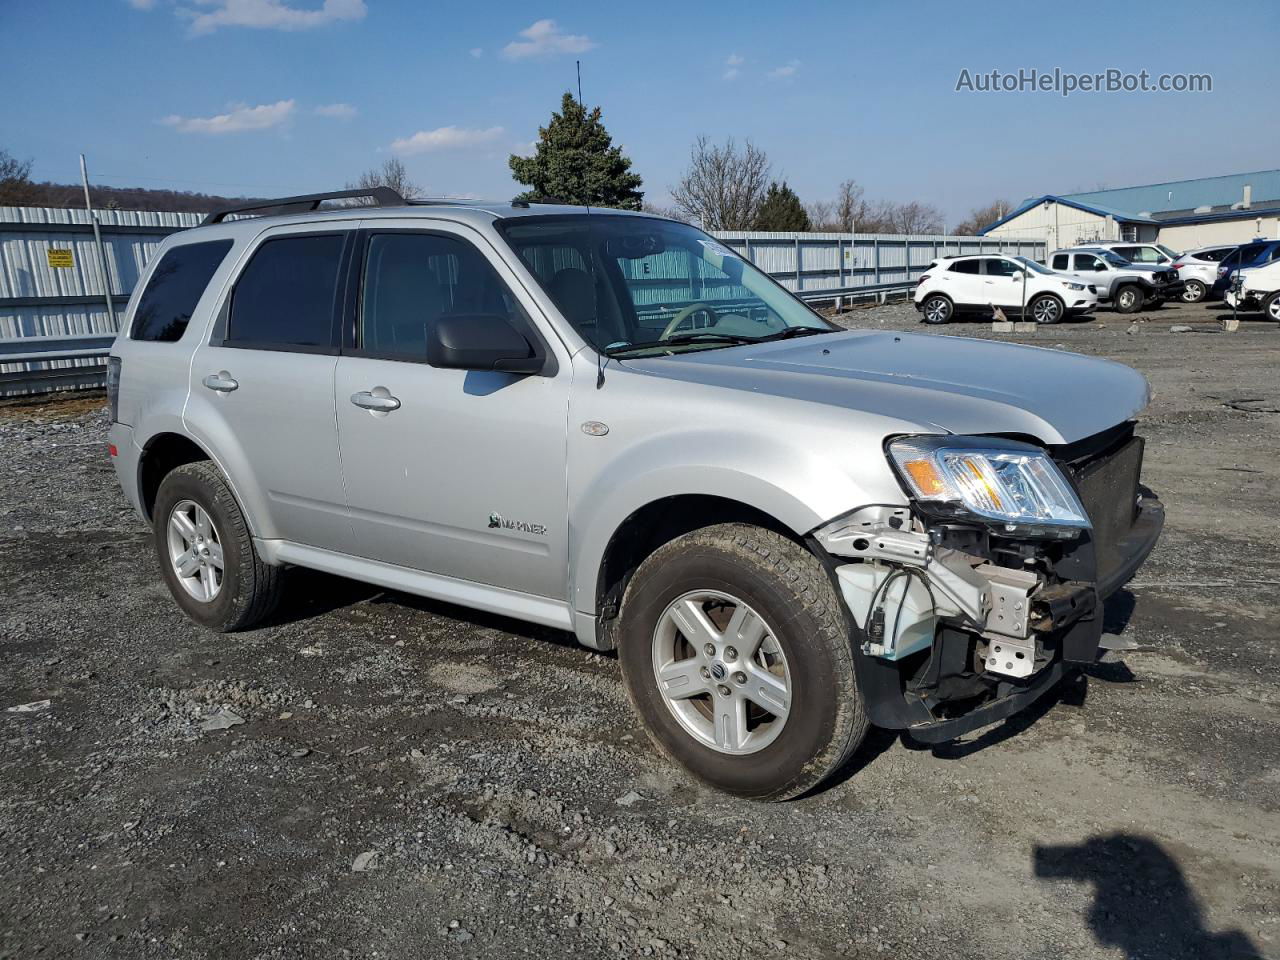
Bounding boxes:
[511,139,538,157]
[501,19,595,60]
[767,60,800,79]
[183,0,366,34]
[725,53,744,66]
[127,0,157,9]
[161,99,296,134]
[390,125,505,155]
[469,47,484,58]
[314,102,357,118]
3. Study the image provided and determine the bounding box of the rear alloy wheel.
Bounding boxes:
[1114,285,1144,314]
[1181,279,1207,303]
[1028,294,1064,325]
[617,523,867,800]
[921,294,953,325]
[1265,291,1280,323]
[152,461,284,632]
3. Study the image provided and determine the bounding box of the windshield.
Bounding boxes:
[497,215,834,356]
[1016,256,1054,275]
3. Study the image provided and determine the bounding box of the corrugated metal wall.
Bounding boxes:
[0,207,199,340]
[0,207,1047,342]
[711,231,1046,293]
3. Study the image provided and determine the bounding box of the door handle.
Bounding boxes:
[203,372,238,393]
[350,390,401,413]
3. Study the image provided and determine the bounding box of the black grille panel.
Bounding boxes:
[1071,437,1144,584]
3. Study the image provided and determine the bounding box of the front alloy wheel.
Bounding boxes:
[651,590,791,754]
[617,523,867,800]
[1029,294,1063,324]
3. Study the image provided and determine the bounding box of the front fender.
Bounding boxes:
[567,426,902,615]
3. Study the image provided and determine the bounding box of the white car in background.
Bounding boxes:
[914,254,1098,325]
[1224,259,1280,320]
[1172,244,1237,303]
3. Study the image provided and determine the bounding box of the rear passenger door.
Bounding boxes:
[332,224,571,601]
[942,258,983,305]
[186,222,355,553]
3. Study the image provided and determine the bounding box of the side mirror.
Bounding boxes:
[1095,263,1108,271]
[427,314,542,374]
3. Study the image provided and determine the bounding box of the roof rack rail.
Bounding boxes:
[200,187,406,226]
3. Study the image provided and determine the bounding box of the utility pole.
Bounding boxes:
[79,154,115,328]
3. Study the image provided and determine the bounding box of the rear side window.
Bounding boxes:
[359,232,527,361]
[131,240,233,342]
[1051,254,1069,270]
[948,259,980,274]
[982,258,1019,276]
[1200,248,1232,262]
[227,234,346,349]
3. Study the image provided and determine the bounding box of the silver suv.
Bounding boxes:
[107,188,1164,800]
[1049,247,1183,313]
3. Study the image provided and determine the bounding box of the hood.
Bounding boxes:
[626,330,1151,445]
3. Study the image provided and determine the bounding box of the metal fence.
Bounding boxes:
[712,230,1047,300]
[1,208,1046,396]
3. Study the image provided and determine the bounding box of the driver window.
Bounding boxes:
[983,258,1019,277]
[359,233,526,360]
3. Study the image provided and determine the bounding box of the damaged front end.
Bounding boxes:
[813,423,1164,743]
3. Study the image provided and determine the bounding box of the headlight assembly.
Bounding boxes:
[888,436,1089,536]
[1065,282,1086,291]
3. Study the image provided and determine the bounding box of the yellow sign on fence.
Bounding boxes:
[46,249,75,268]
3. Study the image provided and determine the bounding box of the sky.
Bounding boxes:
[2,0,1278,228]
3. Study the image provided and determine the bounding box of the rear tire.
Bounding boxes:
[1028,293,1064,325]
[1114,284,1144,314]
[152,461,283,632]
[1181,279,1206,303]
[616,523,868,801]
[920,294,953,325]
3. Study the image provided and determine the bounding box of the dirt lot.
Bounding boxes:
[2,299,1277,960]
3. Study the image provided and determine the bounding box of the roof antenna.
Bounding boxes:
[577,58,606,389]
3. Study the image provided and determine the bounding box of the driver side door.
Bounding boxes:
[332,225,572,601]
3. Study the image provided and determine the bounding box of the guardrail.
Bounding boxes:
[793,280,917,308]
[0,335,114,396]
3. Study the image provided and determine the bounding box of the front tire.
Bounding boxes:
[1264,291,1280,323]
[920,294,953,325]
[617,524,867,801]
[152,461,283,632]
[1114,284,1144,314]
[1181,279,1206,303]
[1028,293,1064,324]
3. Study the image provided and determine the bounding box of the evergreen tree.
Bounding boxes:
[753,181,811,231]
[509,93,643,210]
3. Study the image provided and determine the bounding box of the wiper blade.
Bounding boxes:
[755,326,833,342]
[606,332,757,356]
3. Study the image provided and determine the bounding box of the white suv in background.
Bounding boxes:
[913,254,1098,325]
[1172,244,1237,303]
[1224,259,1280,319]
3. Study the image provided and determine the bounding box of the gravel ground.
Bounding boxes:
[1,299,1278,959]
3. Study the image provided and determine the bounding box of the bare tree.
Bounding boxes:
[346,157,423,202]
[0,148,38,205]
[641,200,691,222]
[953,199,1012,236]
[884,200,946,235]
[834,179,866,232]
[804,198,838,231]
[670,136,771,230]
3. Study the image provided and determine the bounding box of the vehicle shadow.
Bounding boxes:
[262,567,579,649]
[1034,833,1265,959]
